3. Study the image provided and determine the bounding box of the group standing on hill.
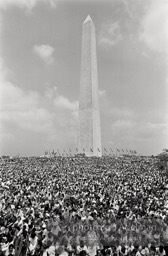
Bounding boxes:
[0,155,168,256]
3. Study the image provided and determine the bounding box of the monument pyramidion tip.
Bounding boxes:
[83,15,93,24]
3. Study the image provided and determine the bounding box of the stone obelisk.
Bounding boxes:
[77,15,102,157]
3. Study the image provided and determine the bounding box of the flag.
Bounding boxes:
[52,149,54,155]
[97,148,100,152]
[90,148,93,152]
[104,148,107,152]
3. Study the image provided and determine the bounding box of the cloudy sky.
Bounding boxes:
[0,0,168,156]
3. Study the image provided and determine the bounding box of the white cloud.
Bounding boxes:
[139,0,168,145]
[0,0,57,11]
[139,0,168,56]
[44,86,78,112]
[0,59,53,134]
[98,21,123,48]
[0,57,78,155]
[33,44,55,65]
[110,118,167,154]
[121,0,147,21]
[45,85,57,100]
[54,95,78,112]
[112,118,166,140]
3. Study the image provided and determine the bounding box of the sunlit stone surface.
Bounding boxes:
[77,15,102,157]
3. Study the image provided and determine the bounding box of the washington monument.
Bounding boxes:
[77,15,102,157]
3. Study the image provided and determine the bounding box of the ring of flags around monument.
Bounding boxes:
[44,148,137,157]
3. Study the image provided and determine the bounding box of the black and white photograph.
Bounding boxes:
[0,0,168,256]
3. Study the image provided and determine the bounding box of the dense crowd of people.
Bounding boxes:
[0,155,168,256]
